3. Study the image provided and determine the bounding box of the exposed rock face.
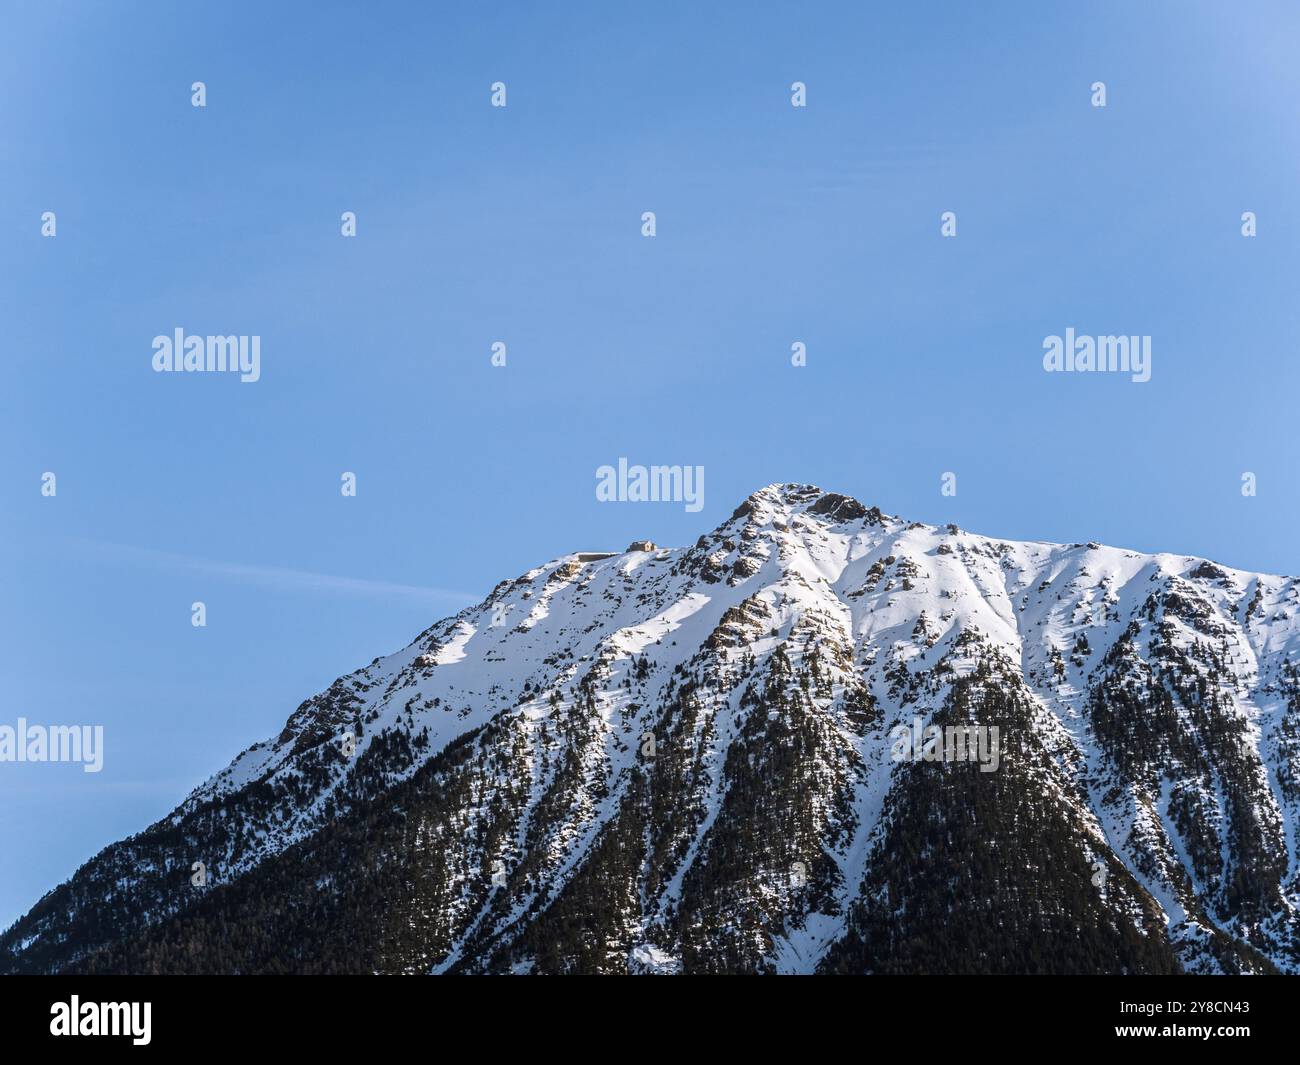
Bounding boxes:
[3,484,1298,975]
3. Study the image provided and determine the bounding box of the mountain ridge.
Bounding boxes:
[5,482,1298,974]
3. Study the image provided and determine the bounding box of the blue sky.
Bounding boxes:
[3,0,1299,928]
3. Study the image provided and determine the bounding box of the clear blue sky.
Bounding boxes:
[3,0,1299,929]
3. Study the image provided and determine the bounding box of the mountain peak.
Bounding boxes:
[5,488,1299,976]
[729,482,884,528]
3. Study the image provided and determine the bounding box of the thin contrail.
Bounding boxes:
[66,538,482,609]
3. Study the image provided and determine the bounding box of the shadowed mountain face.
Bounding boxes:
[4,484,1298,974]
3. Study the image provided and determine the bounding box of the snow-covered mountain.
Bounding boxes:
[5,483,1299,974]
